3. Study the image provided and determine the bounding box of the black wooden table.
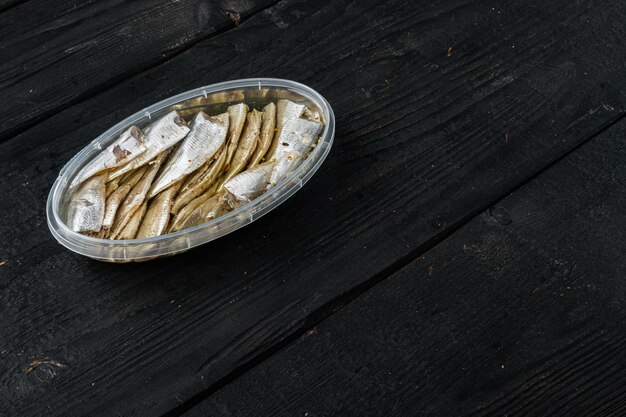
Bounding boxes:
[2,1,625,416]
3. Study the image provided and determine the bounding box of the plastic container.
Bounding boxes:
[46,78,335,262]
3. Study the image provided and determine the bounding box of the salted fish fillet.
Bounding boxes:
[267,150,302,189]
[220,109,262,185]
[177,192,227,231]
[267,99,306,159]
[116,202,147,240]
[136,182,181,238]
[224,103,248,163]
[171,146,227,214]
[148,112,229,198]
[99,183,132,238]
[223,161,274,205]
[272,117,322,161]
[70,126,146,189]
[108,111,189,181]
[67,174,106,233]
[109,149,171,239]
[169,191,214,233]
[248,102,276,167]
[265,117,322,187]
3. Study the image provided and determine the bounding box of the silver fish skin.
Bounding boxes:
[70,126,146,189]
[277,100,306,132]
[110,150,171,239]
[180,156,212,190]
[136,182,181,238]
[272,117,322,162]
[67,174,106,233]
[224,103,248,163]
[248,102,276,168]
[223,161,274,204]
[267,150,302,189]
[148,112,229,198]
[108,111,190,180]
[267,99,306,159]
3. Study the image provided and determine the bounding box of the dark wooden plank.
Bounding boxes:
[1,0,626,415]
[0,0,26,13]
[188,117,626,416]
[0,0,277,142]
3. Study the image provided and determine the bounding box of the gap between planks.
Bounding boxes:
[158,111,626,417]
[0,0,29,14]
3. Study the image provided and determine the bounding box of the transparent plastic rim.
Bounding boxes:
[46,78,335,260]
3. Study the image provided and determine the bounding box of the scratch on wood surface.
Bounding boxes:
[26,358,66,374]
[64,39,98,54]
[463,243,482,253]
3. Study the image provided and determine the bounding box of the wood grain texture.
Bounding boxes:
[0,0,26,13]
[0,0,277,142]
[1,0,625,415]
[191,118,626,417]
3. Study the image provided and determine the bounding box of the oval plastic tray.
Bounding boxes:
[47,78,335,262]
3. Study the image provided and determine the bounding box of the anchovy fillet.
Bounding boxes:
[116,202,147,240]
[171,146,227,214]
[267,99,305,159]
[177,192,227,231]
[223,161,274,205]
[110,150,170,239]
[67,174,106,233]
[267,150,303,189]
[70,126,146,189]
[220,109,262,185]
[248,102,276,167]
[136,182,181,238]
[169,191,214,233]
[100,183,132,238]
[149,112,228,198]
[224,104,248,163]
[272,117,322,161]
[108,111,189,181]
